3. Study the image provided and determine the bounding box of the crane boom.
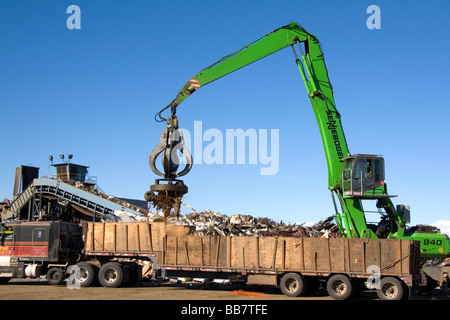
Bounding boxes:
[163,22,349,189]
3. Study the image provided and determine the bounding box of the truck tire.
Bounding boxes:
[46,268,64,285]
[98,262,124,288]
[326,274,353,300]
[75,262,97,287]
[280,273,306,297]
[376,277,405,300]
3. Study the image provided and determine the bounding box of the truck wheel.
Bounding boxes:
[376,277,405,300]
[326,274,353,300]
[280,273,306,297]
[46,268,64,285]
[75,262,97,287]
[98,262,124,288]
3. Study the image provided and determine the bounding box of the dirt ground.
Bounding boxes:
[0,278,446,301]
[0,278,335,300]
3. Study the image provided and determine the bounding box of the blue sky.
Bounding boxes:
[1,0,449,232]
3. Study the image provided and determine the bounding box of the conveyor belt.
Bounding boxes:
[2,178,147,222]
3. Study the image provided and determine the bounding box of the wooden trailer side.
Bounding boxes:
[160,234,418,277]
[83,222,170,256]
[83,222,419,278]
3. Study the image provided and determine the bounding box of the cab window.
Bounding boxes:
[0,225,14,243]
[353,159,369,179]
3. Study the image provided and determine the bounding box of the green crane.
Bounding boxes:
[152,22,449,259]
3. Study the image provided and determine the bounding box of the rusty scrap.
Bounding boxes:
[145,180,188,218]
[146,208,339,238]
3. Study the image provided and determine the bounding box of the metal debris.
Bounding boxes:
[144,180,188,218]
[145,190,182,218]
[146,208,339,238]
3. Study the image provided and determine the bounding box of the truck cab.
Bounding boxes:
[341,154,387,198]
[0,221,83,283]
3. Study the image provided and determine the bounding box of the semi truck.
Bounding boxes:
[0,220,421,300]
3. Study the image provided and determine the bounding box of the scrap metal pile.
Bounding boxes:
[144,108,340,238]
[148,209,340,238]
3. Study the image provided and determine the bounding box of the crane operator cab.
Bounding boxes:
[341,154,389,198]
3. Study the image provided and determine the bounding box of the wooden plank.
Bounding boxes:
[283,238,303,270]
[401,240,411,274]
[218,236,228,267]
[348,239,364,273]
[149,222,166,252]
[200,237,204,266]
[395,239,402,274]
[202,236,211,267]
[258,237,275,269]
[364,239,381,272]
[327,239,332,271]
[162,235,167,264]
[186,236,203,266]
[183,238,190,265]
[274,238,286,269]
[344,238,350,272]
[362,240,366,271]
[303,238,314,270]
[380,239,390,272]
[174,237,187,265]
[256,237,260,269]
[381,239,400,274]
[212,236,219,267]
[317,239,331,271]
[126,223,139,252]
[104,223,116,251]
[231,237,240,268]
[301,238,305,270]
[276,238,286,270]
[247,236,259,269]
[148,223,153,251]
[137,223,141,252]
[303,238,330,271]
[230,237,258,268]
[84,222,94,252]
[227,237,232,267]
[93,222,105,251]
[272,238,278,269]
[138,223,152,252]
[329,238,346,272]
[115,223,127,251]
[164,236,177,265]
